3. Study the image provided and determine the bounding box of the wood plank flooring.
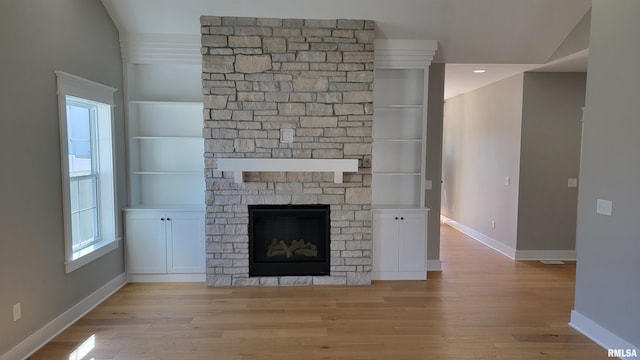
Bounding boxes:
[29,224,608,359]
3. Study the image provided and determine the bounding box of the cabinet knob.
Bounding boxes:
[166,218,171,221]
[400,217,404,220]
[161,218,165,221]
[394,217,399,220]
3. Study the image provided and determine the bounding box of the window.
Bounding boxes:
[56,71,119,273]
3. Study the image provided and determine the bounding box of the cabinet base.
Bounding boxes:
[371,271,427,281]
[127,273,205,283]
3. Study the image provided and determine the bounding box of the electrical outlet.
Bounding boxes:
[504,176,510,186]
[596,199,613,216]
[425,180,433,190]
[491,220,496,229]
[568,178,578,188]
[280,128,294,143]
[13,303,21,322]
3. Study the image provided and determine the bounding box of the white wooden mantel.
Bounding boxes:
[217,158,359,184]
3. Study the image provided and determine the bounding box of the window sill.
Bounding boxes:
[65,238,120,273]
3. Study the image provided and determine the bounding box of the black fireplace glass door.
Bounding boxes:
[249,204,330,276]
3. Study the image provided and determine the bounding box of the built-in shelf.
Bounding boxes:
[217,158,359,184]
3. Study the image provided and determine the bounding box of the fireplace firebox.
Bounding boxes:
[248,204,330,277]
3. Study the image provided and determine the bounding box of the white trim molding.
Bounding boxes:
[120,32,201,64]
[217,158,358,184]
[515,249,576,261]
[441,216,517,259]
[374,39,438,68]
[1,273,127,360]
[127,273,205,283]
[427,259,443,271]
[570,310,639,355]
[371,271,427,281]
[442,216,577,261]
[55,71,117,105]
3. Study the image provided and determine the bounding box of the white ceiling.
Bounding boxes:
[444,64,538,100]
[102,0,591,98]
[444,50,589,99]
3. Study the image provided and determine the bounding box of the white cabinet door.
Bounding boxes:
[125,212,167,274]
[397,213,427,273]
[373,213,399,273]
[166,211,205,273]
[372,209,428,280]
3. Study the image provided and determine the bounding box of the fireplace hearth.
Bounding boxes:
[249,204,330,277]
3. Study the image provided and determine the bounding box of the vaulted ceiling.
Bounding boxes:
[102,0,592,98]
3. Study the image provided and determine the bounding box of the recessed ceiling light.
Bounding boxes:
[472,69,486,73]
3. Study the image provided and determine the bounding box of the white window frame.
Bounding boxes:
[56,71,120,273]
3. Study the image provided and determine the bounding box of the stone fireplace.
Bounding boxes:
[201,16,374,286]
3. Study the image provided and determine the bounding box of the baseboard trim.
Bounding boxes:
[427,259,442,271]
[1,272,127,360]
[515,250,576,260]
[441,216,516,259]
[570,310,639,354]
[127,273,205,283]
[371,271,427,280]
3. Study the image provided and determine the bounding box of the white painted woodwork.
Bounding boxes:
[397,213,428,272]
[125,210,205,279]
[371,40,434,281]
[217,158,359,184]
[166,212,205,273]
[372,39,435,209]
[125,63,204,208]
[119,33,201,65]
[372,213,398,273]
[125,212,167,274]
[374,40,437,68]
[372,209,428,280]
[121,32,206,283]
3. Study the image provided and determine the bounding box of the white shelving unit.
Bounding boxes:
[121,34,205,282]
[373,68,427,208]
[371,40,437,281]
[125,63,204,209]
[127,99,204,208]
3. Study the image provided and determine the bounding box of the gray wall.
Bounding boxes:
[517,72,586,251]
[0,0,125,354]
[426,63,445,264]
[442,74,524,249]
[574,0,640,348]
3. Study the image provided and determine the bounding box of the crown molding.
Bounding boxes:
[120,33,201,64]
[374,39,438,68]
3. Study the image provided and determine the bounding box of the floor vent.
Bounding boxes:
[540,260,565,265]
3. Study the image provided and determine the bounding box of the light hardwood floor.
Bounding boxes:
[30,225,608,359]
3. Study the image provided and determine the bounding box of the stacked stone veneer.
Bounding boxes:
[201,16,374,287]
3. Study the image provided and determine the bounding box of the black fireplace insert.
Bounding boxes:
[248,204,330,277]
